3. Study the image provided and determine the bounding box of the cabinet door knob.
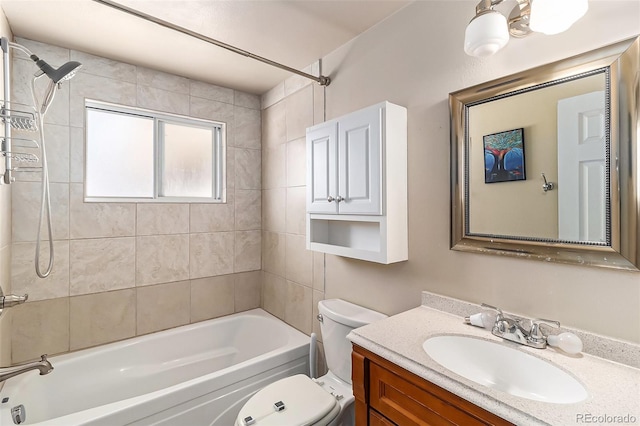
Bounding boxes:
[327,196,335,202]
[336,196,344,203]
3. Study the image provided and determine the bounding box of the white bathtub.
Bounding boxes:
[0,309,310,426]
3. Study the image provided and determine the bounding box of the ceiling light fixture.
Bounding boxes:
[464,0,589,57]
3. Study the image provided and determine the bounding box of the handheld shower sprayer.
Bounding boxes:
[30,55,82,84]
[29,54,82,114]
[2,38,82,278]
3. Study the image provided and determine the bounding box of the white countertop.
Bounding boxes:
[348,306,640,426]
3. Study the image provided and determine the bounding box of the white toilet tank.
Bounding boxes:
[318,299,387,384]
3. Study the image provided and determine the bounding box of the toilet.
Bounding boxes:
[235,299,387,426]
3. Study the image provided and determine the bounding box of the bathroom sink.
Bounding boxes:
[422,335,588,404]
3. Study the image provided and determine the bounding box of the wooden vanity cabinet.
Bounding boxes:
[352,345,514,426]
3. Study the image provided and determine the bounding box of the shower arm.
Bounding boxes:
[91,0,331,87]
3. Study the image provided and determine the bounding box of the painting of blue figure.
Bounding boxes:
[483,128,526,183]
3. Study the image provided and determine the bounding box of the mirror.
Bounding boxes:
[450,36,639,271]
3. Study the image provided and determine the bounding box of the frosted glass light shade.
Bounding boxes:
[464,11,510,57]
[530,0,589,35]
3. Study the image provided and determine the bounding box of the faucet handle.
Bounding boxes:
[480,303,503,318]
[529,318,560,342]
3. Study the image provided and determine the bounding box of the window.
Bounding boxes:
[85,100,225,202]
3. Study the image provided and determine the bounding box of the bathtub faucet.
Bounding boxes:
[0,355,53,383]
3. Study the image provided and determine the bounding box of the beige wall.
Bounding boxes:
[262,1,640,343]
[469,73,605,239]
[0,8,12,366]
[8,39,263,363]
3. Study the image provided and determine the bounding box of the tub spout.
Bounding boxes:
[0,355,53,383]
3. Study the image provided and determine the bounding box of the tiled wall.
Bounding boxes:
[9,38,262,363]
[260,66,328,366]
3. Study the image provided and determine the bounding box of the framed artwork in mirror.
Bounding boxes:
[483,128,525,184]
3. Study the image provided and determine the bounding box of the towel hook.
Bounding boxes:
[541,173,555,192]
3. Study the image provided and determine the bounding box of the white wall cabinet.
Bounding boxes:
[306,101,407,264]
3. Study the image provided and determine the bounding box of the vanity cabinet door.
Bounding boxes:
[353,345,513,426]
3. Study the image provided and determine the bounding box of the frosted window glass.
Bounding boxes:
[86,109,155,198]
[161,123,213,198]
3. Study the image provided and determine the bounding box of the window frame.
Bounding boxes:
[84,100,226,203]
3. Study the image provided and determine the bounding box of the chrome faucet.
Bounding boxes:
[481,304,560,349]
[0,355,53,383]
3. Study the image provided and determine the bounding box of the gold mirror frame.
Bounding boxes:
[450,36,639,271]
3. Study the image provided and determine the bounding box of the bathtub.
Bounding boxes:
[0,309,310,426]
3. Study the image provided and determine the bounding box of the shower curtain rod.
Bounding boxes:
[92,0,331,87]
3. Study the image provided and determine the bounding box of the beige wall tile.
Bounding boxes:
[234,92,261,110]
[262,101,286,150]
[236,148,262,190]
[70,289,136,350]
[69,72,137,127]
[11,241,70,301]
[69,184,136,239]
[226,146,236,190]
[10,58,47,113]
[285,234,313,287]
[262,272,286,320]
[190,193,235,233]
[189,232,235,278]
[70,237,135,295]
[286,186,306,236]
[40,124,71,183]
[70,126,84,183]
[235,271,261,312]
[284,65,314,97]
[235,190,261,231]
[190,81,234,104]
[136,234,190,286]
[262,188,286,233]
[261,82,285,110]
[190,275,235,322]
[285,280,312,334]
[12,182,69,242]
[313,251,325,292]
[234,106,261,149]
[137,85,189,116]
[137,281,190,335]
[262,145,286,190]
[235,230,261,273]
[12,298,70,363]
[72,50,137,83]
[137,67,190,93]
[137,204,189,236]
[286,138,306,187]
[262,231,285,277]
[285,85,313,142]
[17,37,69,66]
[190,97,234,124]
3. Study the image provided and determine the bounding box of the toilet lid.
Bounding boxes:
[236,374,339,426]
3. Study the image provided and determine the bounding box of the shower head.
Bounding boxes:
[30,55,82,84]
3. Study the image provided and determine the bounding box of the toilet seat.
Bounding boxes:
[235,374,341,426]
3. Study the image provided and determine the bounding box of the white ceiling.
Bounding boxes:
[0,0,410,94]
